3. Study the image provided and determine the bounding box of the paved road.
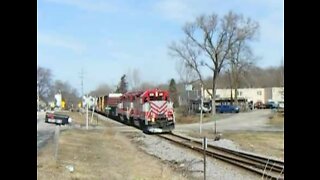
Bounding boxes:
[37,112,56,152]
[175,109,283,133]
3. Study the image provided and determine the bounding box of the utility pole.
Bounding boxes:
[86,100,89,130]
[79,68,85,98]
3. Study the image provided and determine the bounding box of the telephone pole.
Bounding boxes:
[79,68,85,98]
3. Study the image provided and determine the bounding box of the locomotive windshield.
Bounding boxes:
[149,96,164,101]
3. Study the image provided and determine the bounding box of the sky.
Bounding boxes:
[37,0,284,94]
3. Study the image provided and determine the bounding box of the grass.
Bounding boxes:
[186,130,219,139]
[185,129,284,160]
[175,113,211,124]
[268,111,284,128]
[184,113,284,159]
[38,119,187,180]
[175,112,230,124]
[222,131,284,160]
[58,111,116,127]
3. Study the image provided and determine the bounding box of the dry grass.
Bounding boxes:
[174,106,215,124]
[185,129,284,160]
[58,111,116,127]
[186,130,219,140]
[222,131,284,160]
[268,112,284,128]
[37,128,187,180]
[175,113,227,124]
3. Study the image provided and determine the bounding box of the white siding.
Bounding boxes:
[239,88,265,104]
[272,87,284,102]
[204,87,283,104]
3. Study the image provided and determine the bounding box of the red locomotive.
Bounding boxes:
[116,88,175,133]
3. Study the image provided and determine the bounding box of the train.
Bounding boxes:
[94,88,175,133]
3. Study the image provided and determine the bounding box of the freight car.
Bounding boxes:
[96,93,122,118]
[116,89,175,133]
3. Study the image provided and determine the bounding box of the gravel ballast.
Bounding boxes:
[130,132,260,180]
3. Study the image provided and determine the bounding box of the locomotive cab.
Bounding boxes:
[140,89,175,133]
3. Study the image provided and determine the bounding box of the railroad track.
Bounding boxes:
[158,133,284,180]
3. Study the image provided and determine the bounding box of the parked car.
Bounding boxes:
[278,101,284,109]
[216,105,240,113]
[254,101,266,109]
[197,102,212,113]
[265,101,278,109]
[45,112,72,125]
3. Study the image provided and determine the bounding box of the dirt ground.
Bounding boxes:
[37,128,187,180]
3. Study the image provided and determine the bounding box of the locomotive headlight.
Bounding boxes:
[68,117,72,123]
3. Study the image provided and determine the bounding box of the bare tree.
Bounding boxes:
[241,65,284,88]
[228,42,258,104]
[37,66,53,102]
[157,82,169,90]
[280,58,284,87]
[126,68,141,91]
[169,11,258,115]
[139,82,156,91]
[226,14,259,104]
[132,69,141,90]
[175,60,198,84]
[89,83,113,97]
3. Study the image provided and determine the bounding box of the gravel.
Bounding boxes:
[130,132,260,180]
[209,139,240,150]
[173,132,241,151]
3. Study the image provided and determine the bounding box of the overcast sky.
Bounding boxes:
[37,0,284,93]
